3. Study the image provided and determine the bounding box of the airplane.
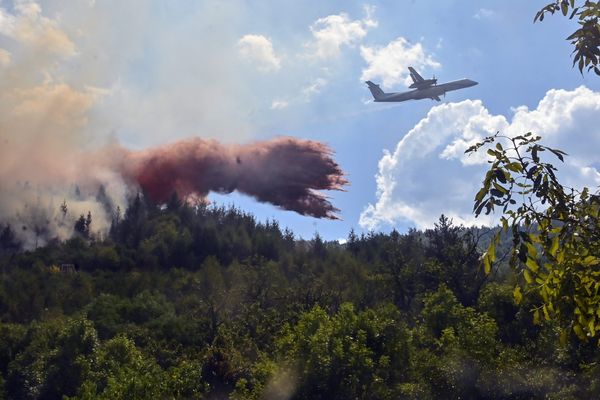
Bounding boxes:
[366,67,477,102]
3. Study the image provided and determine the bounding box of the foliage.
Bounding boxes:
[5,318,98,399]
[0,189,598,397]
[271,303,410,400]
[467,132,600,344]
[1,4,599,396]
[72,335,166,399]
[535,0,600,75]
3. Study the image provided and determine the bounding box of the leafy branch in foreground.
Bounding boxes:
[534,0,600,75]
[467,132,600,344]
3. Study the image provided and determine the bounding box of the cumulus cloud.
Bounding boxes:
[359,86,600,230]
[360,37,441,88]
[306,5,377,59]
[237,34,281,72]
[0,1,75,56]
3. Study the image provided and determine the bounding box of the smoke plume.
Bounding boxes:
[0,1,347,248]
[120,137,348,219]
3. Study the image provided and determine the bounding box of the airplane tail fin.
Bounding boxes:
[365,81,384,101]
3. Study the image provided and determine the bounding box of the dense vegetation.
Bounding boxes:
[1,194,599,399]
[469,132,600,344]
[1,4,599,397]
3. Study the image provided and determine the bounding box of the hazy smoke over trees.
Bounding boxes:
[0,1,347,248]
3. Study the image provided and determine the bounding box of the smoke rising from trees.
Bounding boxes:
[0,2,347,247]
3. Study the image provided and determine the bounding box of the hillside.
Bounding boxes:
[0,198,599,399]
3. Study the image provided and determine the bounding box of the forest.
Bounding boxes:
[0,185,599,399]
[2,0,600,399]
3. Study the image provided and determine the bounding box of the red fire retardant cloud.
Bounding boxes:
[121,137,348,219]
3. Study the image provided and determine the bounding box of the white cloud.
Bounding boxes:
[360,37,441,89]
[237,34,281,72]
[270,78,328,110]
[474,8,495,19]
[0,1,75,57]
[270,99,289,110]
[0,48,10,66]
[359,86,600,230]
[301,77,327,99]
[307,5,377,59]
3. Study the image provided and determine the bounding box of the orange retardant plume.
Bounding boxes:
[121,137,348,219]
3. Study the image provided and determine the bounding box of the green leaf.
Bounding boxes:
[557,249,565,264]
[506,162,523,172]
[549,148,565,162]
[543,305,551,321]
[525,240,538,257]
[540,285,549,302]
[582,255,599,266]
[560,329,568,346]
[493,182,508,194]
[483,252,491,275]
[524,269,533,284]
[514,286,523,305]
[535,276,546,284]
[569,7,579,19]
[526,257,540,273]
[496,169,508,184]
[491,189,504,198]
[474,187,487,202]
[573,324,586,340]
[488,240,496,263]
[474,200,487,216]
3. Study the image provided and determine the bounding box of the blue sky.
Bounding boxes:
[2,0,600,243]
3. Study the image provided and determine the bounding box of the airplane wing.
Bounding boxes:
[408,67,424,84]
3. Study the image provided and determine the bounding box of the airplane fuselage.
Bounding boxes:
[373,79,478,102]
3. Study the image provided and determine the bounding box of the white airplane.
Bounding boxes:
[366,67,478,102]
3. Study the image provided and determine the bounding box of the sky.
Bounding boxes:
[2,0,600,243]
